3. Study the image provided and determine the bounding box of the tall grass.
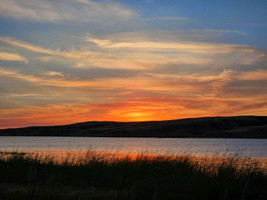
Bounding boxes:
[0,150,266,200]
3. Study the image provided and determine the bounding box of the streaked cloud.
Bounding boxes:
[201,29,249,36]
[0,67,105,87]
[85,32,265,69]
[2,34,264,72]
[0,0,137,23]
[0,37,58,54]
[0,0,266,128]
[238,70,267,80]
[87,37,251,55]
[147,16,189,21]
[158,16,189,21]
[0,36,93,59]
[42,71,64,77]
[0,51,28,63]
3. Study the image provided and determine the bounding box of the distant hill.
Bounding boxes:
[0,116,267,138]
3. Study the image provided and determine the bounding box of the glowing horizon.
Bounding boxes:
[0,0,267,128]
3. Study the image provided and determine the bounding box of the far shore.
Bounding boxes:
[1,116,267,138]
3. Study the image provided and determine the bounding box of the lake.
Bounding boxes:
[0,136,267,158]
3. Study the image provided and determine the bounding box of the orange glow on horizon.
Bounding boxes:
[1,96,267,129]
[1,39,267,129]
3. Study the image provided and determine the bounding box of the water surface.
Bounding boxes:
[0,136,266,158]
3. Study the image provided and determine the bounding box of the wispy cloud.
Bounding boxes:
[0,34,266,128]
[1,32,265,78]
[85,32,265,68]
[87,37,244,54]
[0,0,266,128]
[1,33,265,73]
[0,0,137,23]
[0,51,28,63]
[42,71,64,77]
[0,37,57,54]
[158,16,189,21]
[0,67,102,87]
[238,70,267,80]
[201,29,249,35]
[146,16,189,21]
[1,64,267,127]
[0,36,94,60]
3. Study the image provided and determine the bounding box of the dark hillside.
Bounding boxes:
[0,116,267,138]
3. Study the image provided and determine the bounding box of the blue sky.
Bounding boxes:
[1,0,267,48]
[1,0,266,45]
[0,0,266,128]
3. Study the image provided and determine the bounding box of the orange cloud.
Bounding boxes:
[238,70,267,80]
[1,92,267,128]
[0,51,28,62]
[0,34,267,129]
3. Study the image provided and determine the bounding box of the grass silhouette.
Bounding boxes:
[0,150,266,200]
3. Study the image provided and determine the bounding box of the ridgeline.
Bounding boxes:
[0,116,267,138]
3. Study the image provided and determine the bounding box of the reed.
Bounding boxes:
[0,150,266,200]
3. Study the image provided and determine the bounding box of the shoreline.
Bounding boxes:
[2,149,267,173]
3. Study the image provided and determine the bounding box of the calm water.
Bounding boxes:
[0,137,267,158]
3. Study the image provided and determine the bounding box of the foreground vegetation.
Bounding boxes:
[0,151,266,200]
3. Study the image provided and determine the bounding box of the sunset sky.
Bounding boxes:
[0,0,267,128]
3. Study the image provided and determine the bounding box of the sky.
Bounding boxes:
[0,0,267,128]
